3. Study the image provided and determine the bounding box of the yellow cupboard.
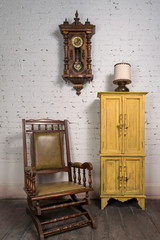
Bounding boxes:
[98,92,147,210]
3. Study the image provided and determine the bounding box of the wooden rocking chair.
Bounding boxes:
[22,119,96,239]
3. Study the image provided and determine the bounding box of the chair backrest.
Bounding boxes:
[34,132,63,170]
[22,119,71,178]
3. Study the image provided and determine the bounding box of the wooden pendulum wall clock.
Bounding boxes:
[59,11,95,95]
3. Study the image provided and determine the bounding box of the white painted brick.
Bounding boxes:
[0,0,160,198]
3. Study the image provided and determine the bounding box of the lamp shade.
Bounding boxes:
[114,63,131,81]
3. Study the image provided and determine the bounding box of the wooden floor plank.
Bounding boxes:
[0,199,160,240]
[131,202,160,240]
[20,224,38,240]
[118,204,147,240]
[4,212,31,240]
[106,205,128,240]
[0,202,23,239]
[145,199,160,233]
[86,200,109,240]
[0,201,31,240]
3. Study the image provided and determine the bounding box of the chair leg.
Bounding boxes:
[71,194,78,201]
[27,199,44,240]
[78,206,96,229]
[71,194,96,229]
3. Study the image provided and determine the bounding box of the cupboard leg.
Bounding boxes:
[101,198,110,210]
[137,198,145,210]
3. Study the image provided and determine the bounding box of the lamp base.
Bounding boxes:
[113,79,131,92]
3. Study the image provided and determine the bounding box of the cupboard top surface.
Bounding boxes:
[97,92,148,98]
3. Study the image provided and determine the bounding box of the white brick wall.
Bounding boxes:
[0,0,160,198]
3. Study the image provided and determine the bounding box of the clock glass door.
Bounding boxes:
[72,36,83,72]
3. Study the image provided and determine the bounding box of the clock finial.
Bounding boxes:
[74,10,80,23]
[85,18,90,25]
[64,18,68,25]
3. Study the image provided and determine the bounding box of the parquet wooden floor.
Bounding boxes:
[0,199,160,240]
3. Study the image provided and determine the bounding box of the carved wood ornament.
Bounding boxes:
[59,11,95,95]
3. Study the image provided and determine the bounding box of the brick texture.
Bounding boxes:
[0,0,160,198]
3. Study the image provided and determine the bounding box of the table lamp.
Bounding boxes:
[113,63,131,92]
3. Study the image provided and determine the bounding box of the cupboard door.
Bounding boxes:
[101,95,123,154]
[101,157,122,195]
[124,95,144,154]
[123,157,143,195]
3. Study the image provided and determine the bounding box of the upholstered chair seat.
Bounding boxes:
[36,181,85,196]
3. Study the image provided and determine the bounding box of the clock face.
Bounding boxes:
[71,36,83,48]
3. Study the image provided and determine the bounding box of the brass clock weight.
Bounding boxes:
[59,11,95,95]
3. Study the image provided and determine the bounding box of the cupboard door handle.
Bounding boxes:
[124,166,127,188]
[119,166,122,188]
[117,114,123,136]
[124,114,129,136]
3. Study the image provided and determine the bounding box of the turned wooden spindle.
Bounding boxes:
[31,176,34,195]
[25,173,27,189]
[28,174,32,194]
[83,169,86,187]
[73,167,76,183]
[88,170,92,188]
[78,168,81,184]
[41,212,87,225]
[27,173,30,190]
[32,175,36,196]
[26,173,29,192]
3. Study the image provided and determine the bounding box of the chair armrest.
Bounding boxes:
[70,162,93,170]
[70,162,93,188]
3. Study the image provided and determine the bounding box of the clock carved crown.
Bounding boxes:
[59,11,95,95]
